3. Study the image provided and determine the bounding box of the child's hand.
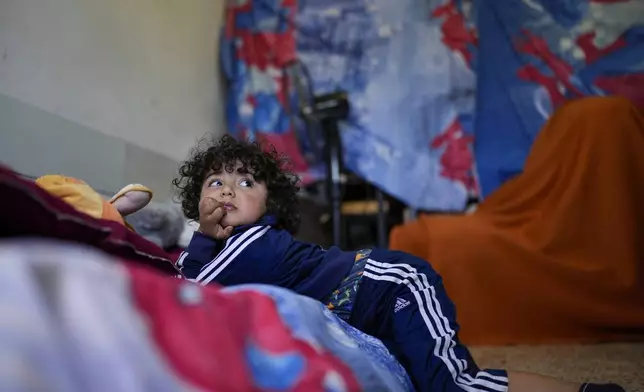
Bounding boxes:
[198,197,234,240]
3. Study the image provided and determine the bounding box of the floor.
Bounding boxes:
[470,343,644,392]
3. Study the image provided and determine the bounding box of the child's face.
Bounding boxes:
[200,161,268,228]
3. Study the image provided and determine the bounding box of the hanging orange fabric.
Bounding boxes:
[390,96,644,345]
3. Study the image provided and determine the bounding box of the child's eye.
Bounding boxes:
[239,178,254,188]
[208,179,223,188]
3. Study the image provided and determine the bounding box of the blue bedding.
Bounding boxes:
[223,284,415,392]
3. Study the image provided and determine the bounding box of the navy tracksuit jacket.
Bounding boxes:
[179,215,509,392]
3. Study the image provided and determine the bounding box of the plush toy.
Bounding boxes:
[126,201,195,249]
[35,175,152,230]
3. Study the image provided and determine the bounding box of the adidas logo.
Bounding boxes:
[394,297,411,313]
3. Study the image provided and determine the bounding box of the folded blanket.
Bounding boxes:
[0,239,412,392]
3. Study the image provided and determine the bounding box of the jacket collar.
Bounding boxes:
[231,215,277,235]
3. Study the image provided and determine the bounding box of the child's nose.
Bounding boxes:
[220,186,234,197]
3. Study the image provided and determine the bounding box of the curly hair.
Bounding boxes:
[173,134,301,234]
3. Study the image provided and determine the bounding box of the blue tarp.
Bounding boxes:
[222,0,644,208]
[296,0,479,210]
[223,0,478,210]
[475,0,644,197]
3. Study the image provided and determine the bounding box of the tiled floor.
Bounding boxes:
[471,343,644,392]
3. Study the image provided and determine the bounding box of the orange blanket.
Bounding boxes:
[390,96,644,345]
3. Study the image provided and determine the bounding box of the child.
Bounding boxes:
[174,135,624,392]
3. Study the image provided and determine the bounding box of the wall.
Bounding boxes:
[0,0,227,198]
